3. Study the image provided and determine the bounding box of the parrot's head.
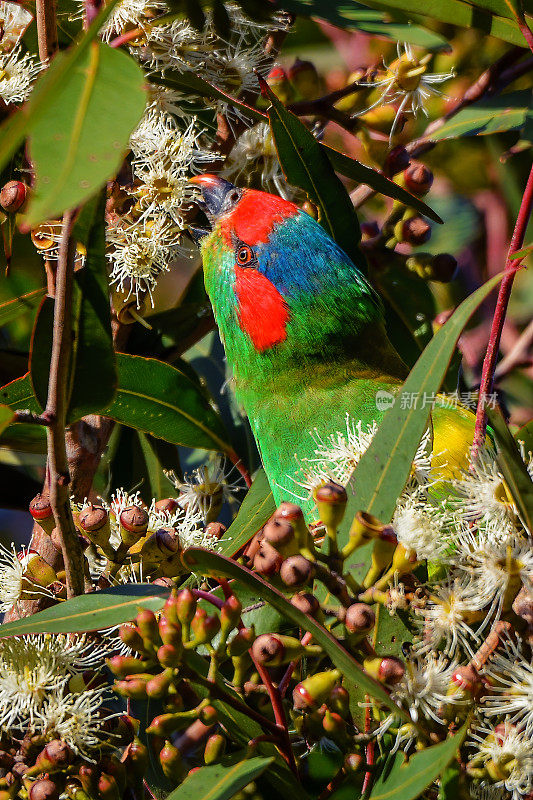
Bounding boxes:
[190,174,383,377]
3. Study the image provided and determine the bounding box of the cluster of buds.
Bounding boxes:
[0,720,137,800]
[108,589,252,776]
[265,59,322,105]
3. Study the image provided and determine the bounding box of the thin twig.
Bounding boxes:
[35,0,58,63]
[13,410,54,425]
[472,164,533,454]
[45,210,85,598]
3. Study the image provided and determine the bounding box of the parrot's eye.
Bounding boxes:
[236,244,254,266]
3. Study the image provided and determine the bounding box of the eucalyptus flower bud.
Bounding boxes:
[0,180,28,213]
[176,588,197,625]
[121,739,148,783]
[227,626,255,657]
[146,713,185,737]
[97,774,120,800]
[26,740,72,776]
[114,678,149,699]
[280,555,315,587]
[204,521,226,540]
[158,614,182,647]
[266,65,294,104]
[403,162,433,195]
[29,494,55,535]
[363,656,405,685]
[253,539,284,575]
[400,216,431,245]
[328,685,350,718]
[262,517,295,550]
[78,504,113,557]
[204,733,226,765]
[136,527,180,563]
[119,624,146,654]
[159,741,185,782]
[146,668,175,699]
[251,633,305,666]
[157,643,182,668]
[293,669,342,710]
[220,595,242,638]
[119,505,149,546]
[287,58,321,99]
[313,481,347,531]
[29,779,61,800]
[290,592,320,618]
[199,705,218,725]
[154,498,180,514]
[190,608,221,646]
[24,553,57,589]
[136,609,162,648]
[345,603,375,634]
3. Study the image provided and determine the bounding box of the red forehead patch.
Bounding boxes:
[219,189,298,246]
[234,266,289,352]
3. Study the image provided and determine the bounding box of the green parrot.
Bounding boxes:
[190,174,475,516]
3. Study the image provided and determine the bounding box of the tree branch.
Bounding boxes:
[472,163,533,454]
[35,0,58,63]
[45,210,85,598]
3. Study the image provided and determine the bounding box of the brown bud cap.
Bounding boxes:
[29,493,53,521]
[291,592,320,617]
[78,765,98,794]
[364,656,405,685]
[154,498,179,514]
[280,555,315,587]
[344,753,364,774]
[204,521,226,540]
[345,603,375,634]
[263,517,294,547]
[251,633,284,665]
[275,502,305,524]
[384,145,410,176]
[451,664,481,694]
[403,163,433,196]
[78,504,108,532]
[431,253,457,282]
[513,586,533,624]
[315,482,347,505]
[154,527,181,555]
[29,780,61,800]
[253,540,283,575]
[302,200,319,219]
[120,505,149,533]
[402,216,431,245]
[0,181,28,213]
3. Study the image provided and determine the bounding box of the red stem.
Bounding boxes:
[228,449,252,488]
[279,631,313,697]
[472,162,533,454]
[250,655,298,775]
[192,588,224,610]
[109,27,143,47]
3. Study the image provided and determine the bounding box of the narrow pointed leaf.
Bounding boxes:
[181,547,412,721]
[0,585,170,637]
[368,721,468,800]
[0,373,39,413]
[430,91,531,140]
[259,77,364,268]
[323,146,442,223]
[221,468,276,556]
[0,405,14,436]
[339,272,503,556]
[165,757,273,800]
[486,406,533,534]
[102,354,231,453]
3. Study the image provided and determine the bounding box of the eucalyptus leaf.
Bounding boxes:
[431,91,532,140]
[368,721,468,800]
[165,757,273,800]
[0,585,170,637]
[221,468,276,556]
[0,405,14,437]
[0,288,46,327]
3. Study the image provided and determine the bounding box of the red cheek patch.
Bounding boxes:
[219,190,298,246]
[234,266,289,352]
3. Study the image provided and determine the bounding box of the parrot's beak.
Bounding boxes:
[190,174,241,222]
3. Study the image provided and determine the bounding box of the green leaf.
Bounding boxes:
[102,354,231,453]
[323,146,442,223]
[438,764,461,800]
[0,405,14,436]
[165,757,274,800]
[486,406,533,534]
[221,468,276,556]
[30,193,117,420]
[0,585,170,637]
[368,721,469,800]
[275,0,451,49]
[0,288,46,327]
[0,423,47,454]
[181,547,412,722]
[259,77,365,269]
[153,71,265,123]
[339,272,503,553]
[353,0,533,46]
[25,42,146,225]
[0,0,124,181]
[431,91,532,140]
[0,373,40,414]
